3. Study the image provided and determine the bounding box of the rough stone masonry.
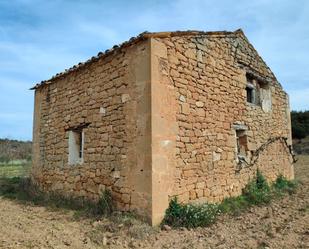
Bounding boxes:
[31,29,294,225]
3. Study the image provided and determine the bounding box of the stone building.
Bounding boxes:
[31,29,294,225]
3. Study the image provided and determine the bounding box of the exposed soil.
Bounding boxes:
[0,156,308,249]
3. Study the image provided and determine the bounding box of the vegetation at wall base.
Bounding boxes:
[0,171,298,229]
[163,197,220,228]
[0,177,114,218]
[162,171,297,228]
[242,170,271,205]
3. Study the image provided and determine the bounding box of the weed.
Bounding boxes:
[95,190,113,216]
[218,195,248,216]
[273,175,297,195]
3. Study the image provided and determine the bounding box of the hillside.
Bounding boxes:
[0,139,32,163]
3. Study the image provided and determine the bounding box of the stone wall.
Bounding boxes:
[157,31,294,204]
[32,40,153,220]
[32,31,294,225]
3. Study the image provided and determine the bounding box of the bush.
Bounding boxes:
[163,198,220,228]
[0,177,24,197]
[273,175,297,195]
[242,170,272,205]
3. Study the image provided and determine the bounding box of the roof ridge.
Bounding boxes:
[31,29,241,90]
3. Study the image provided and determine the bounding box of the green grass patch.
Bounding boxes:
[0,163,30,178]
[163,170,298,228]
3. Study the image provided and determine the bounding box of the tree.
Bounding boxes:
[291,111,309,139]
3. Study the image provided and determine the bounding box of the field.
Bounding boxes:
[0,162,30,178]
[0,156,308,249]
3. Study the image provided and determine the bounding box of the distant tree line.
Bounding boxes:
[291,111,309,139]
[0,139,32,163]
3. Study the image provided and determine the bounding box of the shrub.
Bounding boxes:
[162,198,183,227]
[162,197,220,228]
[273,175,297,195]
[242,170,272,205]
[256,170,270,191]
[0,177,23,197]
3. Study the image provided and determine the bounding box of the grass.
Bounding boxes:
[0,162,31,178]
[0,176,114,219]
[163,170,298,228]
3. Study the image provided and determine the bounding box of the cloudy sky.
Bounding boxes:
[0,0,308,140]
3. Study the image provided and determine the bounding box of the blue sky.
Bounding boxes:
[0,0,308,141]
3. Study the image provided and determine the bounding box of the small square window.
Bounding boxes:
[245,73,271,111]
[68,129,84,165]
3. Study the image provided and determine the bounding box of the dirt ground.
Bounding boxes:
[0,156,308,249]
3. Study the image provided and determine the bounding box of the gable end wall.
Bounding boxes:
[156,34,293,204]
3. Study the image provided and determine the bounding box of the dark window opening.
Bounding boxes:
[246,86,254,103]
[246,74,256,104]
[78,131,83,158]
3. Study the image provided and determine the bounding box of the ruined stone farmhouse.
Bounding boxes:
[31,29,294,225]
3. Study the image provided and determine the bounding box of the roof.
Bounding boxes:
[31,29,243,90]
